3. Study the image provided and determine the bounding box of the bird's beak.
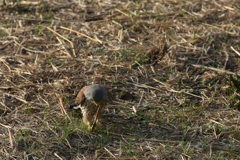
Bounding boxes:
[95,103,100,106]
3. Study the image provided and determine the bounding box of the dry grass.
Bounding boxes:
[0,0,240,159]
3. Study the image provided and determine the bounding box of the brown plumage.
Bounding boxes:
[70,84,112,130]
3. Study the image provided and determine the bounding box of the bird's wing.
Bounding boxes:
[69,85,90,109]
[75,85,90,104]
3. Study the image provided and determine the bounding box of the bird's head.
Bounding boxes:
[85,84,107,106]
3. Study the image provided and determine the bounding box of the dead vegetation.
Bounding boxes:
[0,0,240,159]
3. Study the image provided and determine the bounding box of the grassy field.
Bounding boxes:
[0,0,240,159]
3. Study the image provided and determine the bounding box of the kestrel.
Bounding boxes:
[70,84,112,130]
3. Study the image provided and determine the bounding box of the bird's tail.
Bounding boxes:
[69,104,81,109]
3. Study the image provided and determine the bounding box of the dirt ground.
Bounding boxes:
[0,0,240,159]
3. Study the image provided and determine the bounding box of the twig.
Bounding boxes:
[3,1,39,5]
[223,51,229,69]
[137,90,144,108]
[210,119,227,127]
[54,153,63,160]
[58,96,71,122]
[1,148,16,160]
[191,64,238,76]
[115,9,130,17]
[0,123,11,129]
[13,38,47,54]
[5,93,28,104]
[65,139,72,149]
[0,102,11,111]
[47,27,76,57]
[92,105,100,131]
[132,83,162,91]
[56,37,73,58]
[37,95,50,107]
[218,130,240,138]
[230,46,240,56]
[104,147,116,158]
[202,23,235,36]
[60,26,101,44]
[112,20,122,27]
[153,78,203,99]
[8,128,13,148]
[0,58,12,72]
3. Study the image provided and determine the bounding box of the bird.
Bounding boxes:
[70,84,112,131]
